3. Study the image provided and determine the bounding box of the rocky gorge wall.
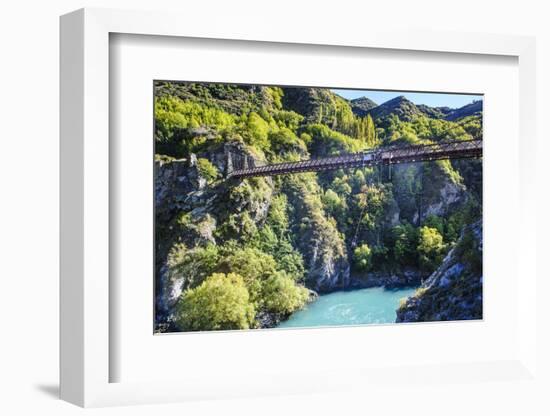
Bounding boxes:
[155,144,351,324]
[396,220,483,322]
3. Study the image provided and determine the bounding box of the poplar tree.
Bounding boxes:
[366,114,377,146]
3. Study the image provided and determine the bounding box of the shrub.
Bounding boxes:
[196,158,219,183]
[273,110,304,130]
[457,229,482,275]
[268,128,307,154]
[423,215,445,236]
[398,297,409,310]
[266,87,284,110]
[436,159,463,185]
[276,250,305,282]
[370,245,389,270]
[155,96,236,141]
[167,243,220,290]
[303,123,366,156]
[176,273,256,331]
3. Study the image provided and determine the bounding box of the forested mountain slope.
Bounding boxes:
[350,96,378,116]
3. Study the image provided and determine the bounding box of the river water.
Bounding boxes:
[277,286,417,329]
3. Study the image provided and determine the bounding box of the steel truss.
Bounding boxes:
[227,139,482,179]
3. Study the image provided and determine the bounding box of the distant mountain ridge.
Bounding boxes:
[347,94,482,123]
[366,96,422,122]
[349,96,378,116]
[443,100,482,121]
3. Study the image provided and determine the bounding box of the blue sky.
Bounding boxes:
[331,89,482,109]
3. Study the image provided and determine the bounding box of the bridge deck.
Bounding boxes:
[227,139,482,179]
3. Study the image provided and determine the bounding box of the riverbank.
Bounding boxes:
[349,269,428,290]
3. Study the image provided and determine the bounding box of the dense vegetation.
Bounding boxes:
[154,81,482,332]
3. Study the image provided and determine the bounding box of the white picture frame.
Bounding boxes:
[60,7,538,407]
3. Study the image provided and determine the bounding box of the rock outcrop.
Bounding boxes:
[390,162,467,226]
[283,173,351,292]
[155,141,347,323]
[350,269,426,290]
[396,220,482,322]
[154,142,273,321]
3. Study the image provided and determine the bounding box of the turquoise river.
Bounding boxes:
[277,286,417,328]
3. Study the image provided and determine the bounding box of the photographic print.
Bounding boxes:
[154,82,482,333]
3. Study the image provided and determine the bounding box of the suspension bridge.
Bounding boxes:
[226,139,482,179]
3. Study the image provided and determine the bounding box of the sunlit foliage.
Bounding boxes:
[262,272,309,315]
[196,158,219,183]
[417,226,447,271]
[353,244,372,271]
[176,273,256,331]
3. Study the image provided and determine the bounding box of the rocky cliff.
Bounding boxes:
[390,161,466,226]
[155,141,351,325]
[283,173,350,292]
[396,220,482,322]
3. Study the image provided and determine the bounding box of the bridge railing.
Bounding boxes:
[227,139,482,179]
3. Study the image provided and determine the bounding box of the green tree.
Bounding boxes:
[322,189,345,218]
[417,226,446,271]
[365,114,377,146]
[266,194,289,237]
[262,272,309,315]
[275,248,305,282]
[391,223,418,266]
[176,273,256,331]
[219,247,278,304]
[246,112,270,150]
[423,214,445,236]
[266,87,284,109]
[355,185,389,232]
[303,124,366,156]
[331,176,352,196]
[268,128,307,154]
[353,243,372,271]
